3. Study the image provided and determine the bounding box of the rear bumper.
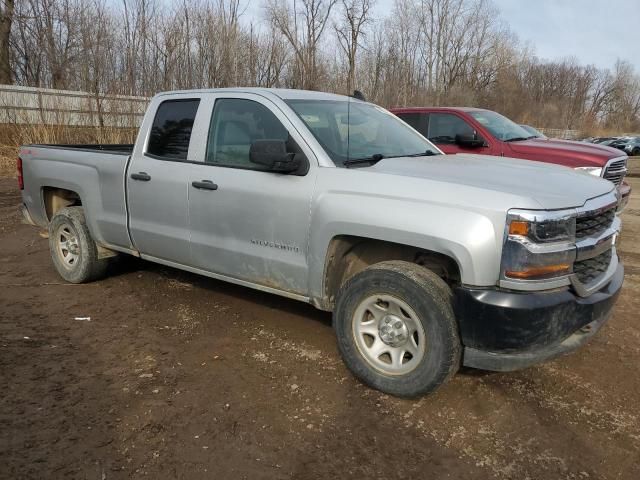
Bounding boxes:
[453,263,624,372]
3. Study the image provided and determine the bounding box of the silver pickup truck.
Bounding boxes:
[18,88,624,397]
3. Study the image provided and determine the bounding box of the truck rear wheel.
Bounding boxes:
[333,261,461,397]
[48,207,108,283]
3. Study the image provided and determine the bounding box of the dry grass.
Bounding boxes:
[0,123,137,177]
[628,157,640,177]
[0,145,15,177]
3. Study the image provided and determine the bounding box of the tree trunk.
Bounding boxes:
[0,0,15,84]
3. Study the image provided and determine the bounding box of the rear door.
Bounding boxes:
[186,93,318,296]
[127,96,200,265]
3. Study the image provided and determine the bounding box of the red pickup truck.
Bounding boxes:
[391,107,631,206]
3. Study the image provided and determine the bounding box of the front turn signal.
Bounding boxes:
[509,220,530,236]
[505,263,571,280]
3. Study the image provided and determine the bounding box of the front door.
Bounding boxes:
[187,94,317,295]
[426,113,480,154]
[427,112,489,155]
[127,97,200,265]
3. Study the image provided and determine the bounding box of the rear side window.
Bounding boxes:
[396,112,428,136]
[147,99,200,160]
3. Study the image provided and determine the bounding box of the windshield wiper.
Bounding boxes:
[343,153,385,168]
[343,150,439,168]
[394,150,440,158]
[505,136,537,142]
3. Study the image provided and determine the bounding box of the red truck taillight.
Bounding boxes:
[17,157,24,190]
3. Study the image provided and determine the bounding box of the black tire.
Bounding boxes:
[632,147,640,157]
[48,207,109,283]
[333,261,461,397]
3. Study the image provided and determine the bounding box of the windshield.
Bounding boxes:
[470,110,533,141]
[520,125,543,137]
[286,99,439,167]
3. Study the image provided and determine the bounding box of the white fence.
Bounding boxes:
[0,85,149,128]
[537,128,581,140]
[537,128,640,140]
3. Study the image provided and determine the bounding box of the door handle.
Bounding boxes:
[131,172,151,181]
[192,180,218,191]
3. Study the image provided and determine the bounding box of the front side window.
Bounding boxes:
[427,113,474,144]
[286,100,438,167]
[147,99,200,160]
[206,98,290,169]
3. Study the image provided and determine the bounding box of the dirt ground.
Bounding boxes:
[1,173,640,480]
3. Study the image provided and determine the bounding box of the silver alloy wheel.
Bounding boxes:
[55,222,80,269]
[352,294,427,375]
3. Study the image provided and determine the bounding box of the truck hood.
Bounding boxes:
[506,138,624,168]
[368,153,614,209]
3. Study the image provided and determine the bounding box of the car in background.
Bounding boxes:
[610,136,640,156]
[391,107,631,209]
[520,124,547,139]
[591,137,619,146]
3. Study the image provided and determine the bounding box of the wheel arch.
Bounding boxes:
[42,186,83,221]
[316,234,463,311]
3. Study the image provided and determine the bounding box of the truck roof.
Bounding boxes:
[155,87,353,102]
[390,106,487,113]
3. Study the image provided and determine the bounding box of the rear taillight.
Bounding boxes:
[17,157,24,190]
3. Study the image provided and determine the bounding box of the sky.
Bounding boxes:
[492,0,639,70]
[245,0,639,71]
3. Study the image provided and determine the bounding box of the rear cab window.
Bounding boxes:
[147,99,200,160]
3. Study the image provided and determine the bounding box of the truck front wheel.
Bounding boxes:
[48,207,108,283]
[333,261,461,397]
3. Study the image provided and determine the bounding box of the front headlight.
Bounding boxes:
[501,210,576,281]
[574,166,602,177]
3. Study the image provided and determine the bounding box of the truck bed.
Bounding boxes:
[30,144,134,154]
[19,143,134,250]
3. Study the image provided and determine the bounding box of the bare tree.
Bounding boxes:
[2,0,639,132]
[265,0,337,89]
[334,0,373,94]
[0,0,14,84]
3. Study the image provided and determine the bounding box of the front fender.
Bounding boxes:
[307,191,505,301]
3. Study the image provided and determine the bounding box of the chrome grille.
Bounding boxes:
[569,191,619,297]
[573,249,612,284]
[603,158,627,186]
[575,206,616,239]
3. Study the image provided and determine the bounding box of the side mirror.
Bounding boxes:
[250,139,301,173]
[455,133,486,148]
